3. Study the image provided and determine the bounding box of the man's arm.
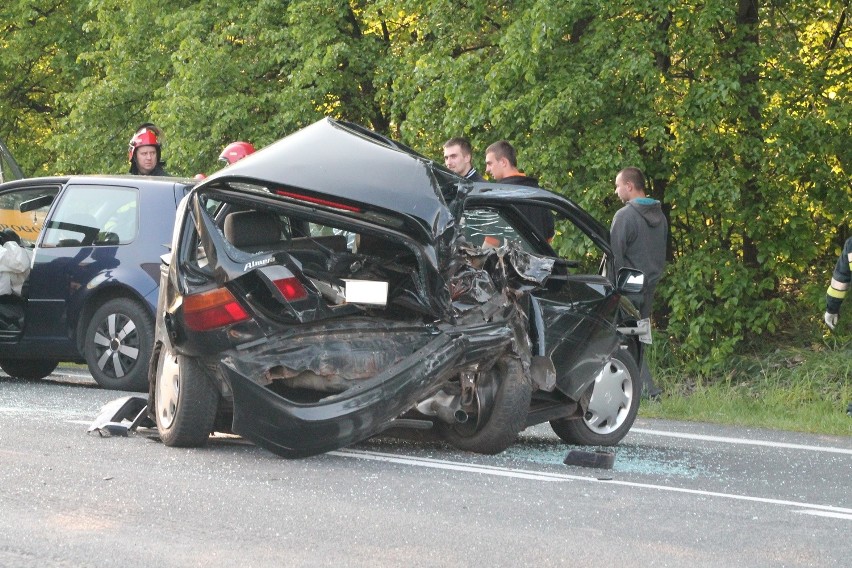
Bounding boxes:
[609,208,635,272]
[825,237,852,329]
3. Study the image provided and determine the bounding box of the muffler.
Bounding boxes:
[432,401,468,424]
[415,392,469,424]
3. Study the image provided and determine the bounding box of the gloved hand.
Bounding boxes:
[824,311,838,330]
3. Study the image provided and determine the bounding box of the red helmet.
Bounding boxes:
[128,128,161,162]
[219,141,255,165]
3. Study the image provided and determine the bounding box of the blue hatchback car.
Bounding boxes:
[0,175,191,390]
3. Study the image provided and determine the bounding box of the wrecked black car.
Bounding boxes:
[149,118,649,458]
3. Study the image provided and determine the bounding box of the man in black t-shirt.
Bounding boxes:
[484,140,554,242]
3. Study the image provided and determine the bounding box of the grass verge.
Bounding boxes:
[639,335,852,437]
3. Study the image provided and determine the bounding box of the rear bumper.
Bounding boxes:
[222,325,513,458]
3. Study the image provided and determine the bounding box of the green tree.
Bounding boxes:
[396,0,850,369]
[0,1,90,176]
[2,0,849,372]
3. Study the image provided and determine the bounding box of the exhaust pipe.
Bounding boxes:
[432,401,468,424]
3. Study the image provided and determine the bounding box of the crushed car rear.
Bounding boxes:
[150,118,545,457]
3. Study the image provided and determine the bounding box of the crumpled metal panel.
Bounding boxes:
[227,319,437,391]
[224,320,516,458]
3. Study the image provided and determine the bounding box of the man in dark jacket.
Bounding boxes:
[823,236,851,416]
[485,140,555,241]
[128,125,169,176]
[824,236,851,331]
[611,166,667,398]
[611,167,667,318]
[443,137,484,181]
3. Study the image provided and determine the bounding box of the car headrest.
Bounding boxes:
[224,210,281,249]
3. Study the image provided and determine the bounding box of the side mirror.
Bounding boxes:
[616,268,644,294]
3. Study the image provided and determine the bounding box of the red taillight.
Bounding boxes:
[183,288,249,331]
[273,277,308,301]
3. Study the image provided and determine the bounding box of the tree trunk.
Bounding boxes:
[737,0,762,270]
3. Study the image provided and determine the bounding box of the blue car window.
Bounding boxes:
[43,185,138,247]
[0,186,59,247]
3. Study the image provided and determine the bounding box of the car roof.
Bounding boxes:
[197,118,460,241]
[0,174,195,193]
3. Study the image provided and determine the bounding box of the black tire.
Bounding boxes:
[83,298,153,392]
[550,351,640,446]
[0,358,59,380]
[154,345,219,447]
[439,356,532,455]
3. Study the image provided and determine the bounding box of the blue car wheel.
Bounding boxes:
[83,298,153,392]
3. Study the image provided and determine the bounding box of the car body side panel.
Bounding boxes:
[460,190,631,398]
[26,246,116,338]
[535,288,621,400]
[18,251,158,356]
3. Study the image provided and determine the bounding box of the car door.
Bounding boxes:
[24,183,137,345]
[0,183,58,343]
[461,200,621,400]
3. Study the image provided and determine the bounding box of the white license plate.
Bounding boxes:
[343,279,388,305]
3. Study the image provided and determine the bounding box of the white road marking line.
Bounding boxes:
[54,371,94,378]
[629,428,852,455]
[334,449,852,517]
[330,450,566,481]
[795,510,852,520]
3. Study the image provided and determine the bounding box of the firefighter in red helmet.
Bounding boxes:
[219,141,255,165]
[128,126,169,176]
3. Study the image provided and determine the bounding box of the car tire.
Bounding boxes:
[83,298,153,392]
[0,358,59,380]
[550,351,640,446]
[439,356,532,455]
[154,345,219,447]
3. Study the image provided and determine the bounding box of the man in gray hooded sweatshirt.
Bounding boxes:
[611,167,667,397]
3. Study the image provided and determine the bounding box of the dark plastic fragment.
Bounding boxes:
[563,449,615,469]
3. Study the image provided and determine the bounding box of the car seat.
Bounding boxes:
[224,210,284,253]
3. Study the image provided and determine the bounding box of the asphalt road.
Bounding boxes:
[1,367,850,568]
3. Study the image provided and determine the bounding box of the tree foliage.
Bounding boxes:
[0,0,89,175]
[0,0,849,371]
